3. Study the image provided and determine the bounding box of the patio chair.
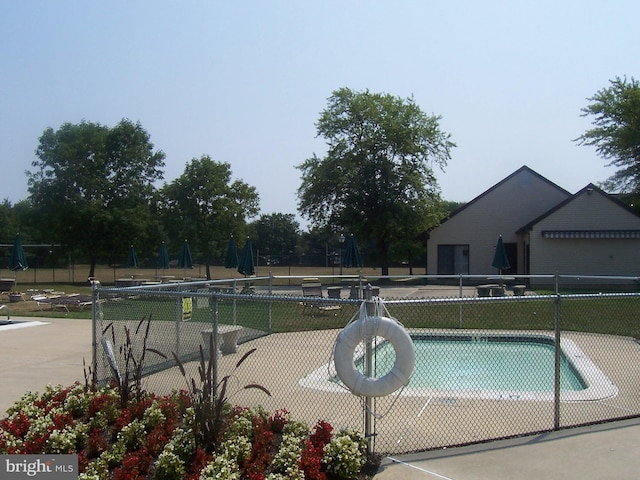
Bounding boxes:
[300,283,341,315]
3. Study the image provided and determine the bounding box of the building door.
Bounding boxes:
[437,245,469,274]
[504,242,517,274]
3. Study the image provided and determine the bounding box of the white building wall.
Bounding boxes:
[529,190,640,276]
[427,167,570,274]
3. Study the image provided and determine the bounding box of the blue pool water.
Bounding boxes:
[355,334,586,392]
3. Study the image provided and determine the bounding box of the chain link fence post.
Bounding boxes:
[364,284,374,454]
[212,295,219,399]
[554,291,561,430]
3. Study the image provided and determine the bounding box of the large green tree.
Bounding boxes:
[248,213,300,265]
[158,155,259,279]
[28,119,165,277]
[297,88,455,275]
[576,76,640,194]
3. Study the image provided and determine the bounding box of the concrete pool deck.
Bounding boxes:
[2,303,640,479]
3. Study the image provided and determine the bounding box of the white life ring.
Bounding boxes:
[334,315,415,397]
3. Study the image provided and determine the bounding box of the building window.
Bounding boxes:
[437,245,469,275]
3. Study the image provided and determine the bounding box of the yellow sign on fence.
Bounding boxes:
[182,297,192,321]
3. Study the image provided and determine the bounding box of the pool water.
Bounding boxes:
[354,335,586,392]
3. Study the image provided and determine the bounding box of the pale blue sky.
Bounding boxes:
[2,1,638,229]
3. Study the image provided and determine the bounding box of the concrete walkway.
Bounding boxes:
[376,418,640,479]
[0,317,92,414]
[2,316,640,479]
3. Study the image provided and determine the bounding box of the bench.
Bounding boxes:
[476,285,495,297]
[490,285,505,297]
[476,284,506,297]
[327,286,342,299]
[201,325,243,355]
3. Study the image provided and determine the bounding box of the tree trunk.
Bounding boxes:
[89,257,97,279]
[377,237,390,276]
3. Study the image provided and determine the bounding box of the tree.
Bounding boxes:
[297,88,455,275]
[28,119,165,277]
[158,156,259,279]
[0,200,17,246]
[576,76,640,193]
[248,213,300,265]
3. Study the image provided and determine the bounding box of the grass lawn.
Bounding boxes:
[93,292,640,339]
[3,275,639,339]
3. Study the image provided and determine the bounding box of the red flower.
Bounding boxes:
[88,392,119,419]
[145,422,175,456]
[52,411,74,430]
[23,433,50,454]
[268,408,290,433]
[86,428,109,458]
[300,439,327,480]
[77,450,89,473]
[126,397,155,420]
[113,447,154,480]
[187,448,212,480]
[1,412,31,438]
[309,420,333,448]
[243,428,273,476]
[113,409,133,438]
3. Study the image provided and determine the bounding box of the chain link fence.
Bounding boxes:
[91,274,640,455]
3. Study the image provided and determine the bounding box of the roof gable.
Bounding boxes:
[517,183,640,233]
[438,165,571,225]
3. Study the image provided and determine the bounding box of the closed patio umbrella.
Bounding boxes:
[157,241,170,270]
[237,237,255,276]
[342,234,362,269]
[179,240,193,269]
[126,245,139,268]
[8,233,28,271]
[492,235,511,274]
[224,235,238,269]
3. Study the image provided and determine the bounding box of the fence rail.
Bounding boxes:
[91,274,640,454]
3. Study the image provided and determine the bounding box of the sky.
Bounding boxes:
[2,1,639,230]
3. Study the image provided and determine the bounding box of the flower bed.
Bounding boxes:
[0,383,377,479]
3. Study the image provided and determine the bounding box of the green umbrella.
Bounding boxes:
[342,234,362,268]
[126,245,139,268]
[158,241,170,269]
[237,237,255,276]
[224,235,238,269]
[8,233,28,271]
[492,235,511,273]
[179,240,193,269]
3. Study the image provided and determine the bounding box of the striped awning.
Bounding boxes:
[541,230,640,239]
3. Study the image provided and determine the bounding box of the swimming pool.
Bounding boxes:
[300,332,618,401]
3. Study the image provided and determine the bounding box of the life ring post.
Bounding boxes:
[364,285,375,455]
